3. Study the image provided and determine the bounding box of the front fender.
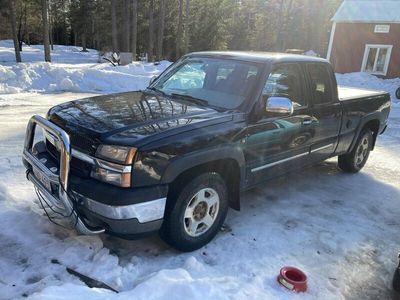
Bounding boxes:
[160,145,246,188]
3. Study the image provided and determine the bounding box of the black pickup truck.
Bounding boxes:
[22,52,390,251]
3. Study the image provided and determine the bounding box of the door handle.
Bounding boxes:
[302,119,313,125]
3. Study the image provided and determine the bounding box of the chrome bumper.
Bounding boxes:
[23,115,167,235]
[23,115,105,235]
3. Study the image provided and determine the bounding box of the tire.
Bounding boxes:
[338,128,373,173]
[160,172,229,252]
[396,87,400,100]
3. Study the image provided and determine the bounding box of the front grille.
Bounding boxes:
[46,139,93,178]
[70,133,97,156]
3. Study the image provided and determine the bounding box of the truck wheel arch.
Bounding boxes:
[161,146,246,211]
[349,114,381,152]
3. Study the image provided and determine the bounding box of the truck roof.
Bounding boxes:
[187,51,328,64]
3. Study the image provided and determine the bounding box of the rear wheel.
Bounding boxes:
[160,172,228,252]
[338,128,373,173]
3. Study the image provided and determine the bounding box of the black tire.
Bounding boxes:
[160,172,229,252]
[396,87,400,100]
[338,128,373,173]
[393,266,400,293]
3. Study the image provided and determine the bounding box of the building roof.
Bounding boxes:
[332,0,400,23]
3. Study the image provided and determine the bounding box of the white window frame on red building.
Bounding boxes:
[361,44,393,76]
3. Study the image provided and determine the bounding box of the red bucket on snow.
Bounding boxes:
[277,266,308,293]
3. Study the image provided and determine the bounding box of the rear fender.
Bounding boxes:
[349,112,381,152]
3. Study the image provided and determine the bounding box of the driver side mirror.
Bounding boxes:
[265,97,294,116]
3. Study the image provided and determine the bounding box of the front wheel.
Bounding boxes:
[160,172,228,252]
[338,128,373,173]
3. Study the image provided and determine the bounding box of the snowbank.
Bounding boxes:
[0,40,99,64]
[0,40,171,95]
[0,61,171,95]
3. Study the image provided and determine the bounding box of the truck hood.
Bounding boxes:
[47,91,232,148]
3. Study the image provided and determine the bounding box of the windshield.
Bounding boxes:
[151,57,262,110]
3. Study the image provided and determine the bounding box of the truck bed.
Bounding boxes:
[338,86,387,101]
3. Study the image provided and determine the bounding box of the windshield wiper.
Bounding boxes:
[147,86,167,96]
[170,93,209,107]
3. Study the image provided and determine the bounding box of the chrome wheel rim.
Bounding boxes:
[183,188,220,237]
[355,136,369,167]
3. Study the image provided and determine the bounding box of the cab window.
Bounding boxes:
[263,64,306,108]
[307,63,333,105]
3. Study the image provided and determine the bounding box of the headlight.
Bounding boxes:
[96,145,136,164]
[91,145,137,187]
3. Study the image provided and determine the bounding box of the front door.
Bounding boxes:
[245,63,314,186]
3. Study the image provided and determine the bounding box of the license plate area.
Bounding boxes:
[33,166,52,192]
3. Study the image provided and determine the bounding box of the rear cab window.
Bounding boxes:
[306,63,334,105]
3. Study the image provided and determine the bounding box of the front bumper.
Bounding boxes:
[22,115,167,237]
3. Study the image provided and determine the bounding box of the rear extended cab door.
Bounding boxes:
[304,62,342,161]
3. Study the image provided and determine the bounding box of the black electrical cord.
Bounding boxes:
[35,186,71,230]
[28,166,86,231]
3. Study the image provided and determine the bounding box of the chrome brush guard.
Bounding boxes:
[22,115,104,234]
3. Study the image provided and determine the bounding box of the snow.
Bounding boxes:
[1,42,400,299]
[0,40,171,95]
[0,40,99,65]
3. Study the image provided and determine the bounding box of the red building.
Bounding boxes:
[327,0,400,79]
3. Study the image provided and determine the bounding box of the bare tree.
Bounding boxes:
[184,0,190,54]
[123,0,130,52]
[8,0,21,62]
[41,0,51,62]
[48,1,54,50]
[176,0,183,59]
[111,0,118,52]
[147,0,154,62]
[131,0,138,60]
[80,0,88,52]
[156,0,165,61]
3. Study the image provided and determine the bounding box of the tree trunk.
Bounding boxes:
[111,0,118,53]
[49,2,54,50]
[275,0,285,52]
[184,0,190,54]
[122,0,130,52]
[80,0,88,52]
[156,0,165,61]
[131,0,138,60]
[176,0,183,59]
[147,0,154,62]
[280,0,294,51]
[17,12,23,51]
[81,33,87,52]
[9,0,21,62]
[41,0,51,62]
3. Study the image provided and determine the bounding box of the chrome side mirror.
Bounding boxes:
[265,97,294,116]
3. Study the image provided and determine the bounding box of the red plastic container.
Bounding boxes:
[277,266,307,293]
